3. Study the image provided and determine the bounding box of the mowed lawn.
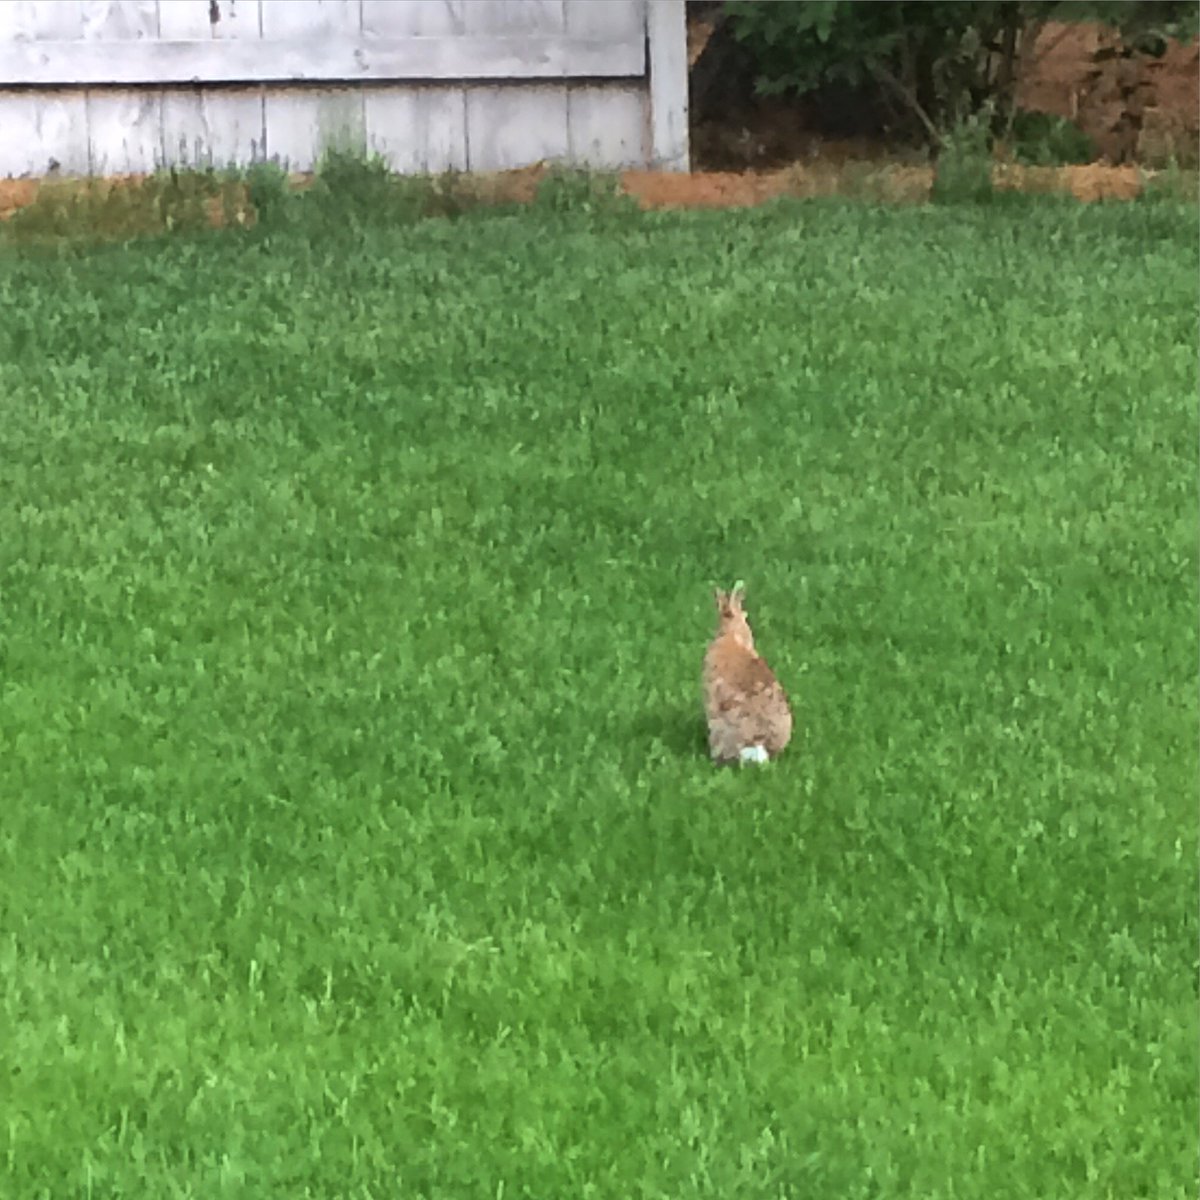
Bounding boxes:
[1,193,1195,1198]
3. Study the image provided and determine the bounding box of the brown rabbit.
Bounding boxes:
[703,584,792,765]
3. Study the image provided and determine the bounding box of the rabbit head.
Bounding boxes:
[713,585,755,652]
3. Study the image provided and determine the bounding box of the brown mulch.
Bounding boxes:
[0,159,1167,231]
[621,163,1148,209]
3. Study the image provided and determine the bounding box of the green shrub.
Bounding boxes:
[307,147,428,227]
[933,108,996,203]
[725,1,1035,149]
[533,167,636,217]
[1009,111,1097,166]
[242,160,295,228]
[1138,158,1200,203]
[724,0,1199,152]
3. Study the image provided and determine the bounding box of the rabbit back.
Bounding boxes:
[703,638,792,764]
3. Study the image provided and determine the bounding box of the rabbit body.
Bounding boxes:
[703,587,792,765]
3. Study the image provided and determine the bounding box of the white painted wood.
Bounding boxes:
[45,91,94,174]
[86,89,163,172]
[465,81,567,171]
[646,0,687,170]
[258,4,368,169]
[0,88,89,174]
[564,0,646,167]
[265,87,364,169]
[161,88,266,165]
[259,0,359,39]
[0,0,82,40]
[461,4,568,172]
[365,85,467,173]
[0,33,645,83]
[362,0,464,37]
[564,0,642,40]
[157,0,263,41]
[158,1,268,166]
[211,0,263,39]
[0,0,687,177]
[568,84,645,167]
[361,5,469,175]
[155,0,219,39]
[463,0,564,36]
[81,0,157,40]
[0,91,42,174]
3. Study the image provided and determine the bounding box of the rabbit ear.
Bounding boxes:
[713,587,727,611]
[731,581,746,606]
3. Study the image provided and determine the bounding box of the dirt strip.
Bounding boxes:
[0,160,1171,230]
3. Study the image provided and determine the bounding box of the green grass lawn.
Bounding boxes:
[1,190,1195,1198]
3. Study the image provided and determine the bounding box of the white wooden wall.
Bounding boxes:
[0,0,689,176]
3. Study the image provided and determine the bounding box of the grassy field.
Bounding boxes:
[1,185,1195,1198]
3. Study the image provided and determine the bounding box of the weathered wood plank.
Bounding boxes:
[161,88,266,166]
[362,0,465,37]
[157,0,264,163]
[564,0,642,40]
[463,0,565,36]
[0,1,84,40]
[157,0,263,40]
[259,0,360,39]
[0,88,90,175]
[265,87,365,169]
[459,3,569,173]
[155,0,219,40]
[646,0,687,169]
[210,0,263,39]
[86,89,163,172]
[465,82,568,171]
[0,0,675,178]
[360,5,469,175]
[0,91,44,176]
[364,85,468,173]
[568,83,646,167]
[563,0,646,167]
[81,0,157,40]
[0,34,645,83]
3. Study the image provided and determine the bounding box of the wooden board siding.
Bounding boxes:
[0,0,688,177]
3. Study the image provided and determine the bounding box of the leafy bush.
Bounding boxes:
[932,107,996,202]
[724,0,1199,151]
[306,147,428,228]
[242,160,294,227]
[725,1,1033,147]
[1082,0,1199,53]
[1138,158,1200,203]
[1009,111,1097,166]
[259,150,495,239]
[533,167,637,217]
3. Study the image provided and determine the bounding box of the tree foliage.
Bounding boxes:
[723,1,1198,148]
